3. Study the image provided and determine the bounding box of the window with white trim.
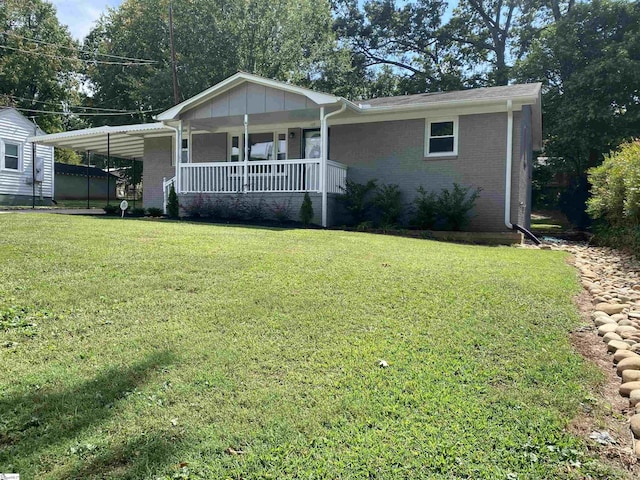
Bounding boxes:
[1,140,22,171]
[425,118,458,157]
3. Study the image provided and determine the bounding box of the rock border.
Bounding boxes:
[566,243,640,458]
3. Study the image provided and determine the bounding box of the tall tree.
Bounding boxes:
[84,0,356,125]
[516,0,640,177]
[0,0,81,132]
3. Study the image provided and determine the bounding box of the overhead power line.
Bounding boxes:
[0,44,155,66]
[13,107,159,117]
[1,31,158,64]
[4,95,148,113]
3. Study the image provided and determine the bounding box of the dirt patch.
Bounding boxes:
[569,289,639,476]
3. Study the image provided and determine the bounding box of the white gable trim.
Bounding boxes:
[156,72,343,121]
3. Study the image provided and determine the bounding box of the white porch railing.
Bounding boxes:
[162,176,175,215]
[178,159,347,194]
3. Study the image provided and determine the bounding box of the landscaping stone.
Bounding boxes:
[608,340,630,353]
[619,382,640,397]
[620,330,639,339]
[596,303,629,315]
[595,316,616,327]
[617,356,640,376]
[615,351,639,364]
[616,325,638,335]
[612,313,628,322]
[618,319,636,327]
[598,323,619,336]
[630,390,640,407]
[631,414,640,438]
[635,441,640,458]
[622,369,640,383]
[603,332,623,343]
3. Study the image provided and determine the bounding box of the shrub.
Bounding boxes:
[270,198,292,223]
[227,194,249,220]
[245,198,266,221]
[373,183,403,227]
[436,183,481,231]
[300,192,314,225]
[206,198,231,220]
[588,140,640,227]
[130,207,145,217]
[183,195,206,218]
[167,184,179,218]
[412,187,439,229]
[103,204,118,215]
[339,179,377,224]
[147,207,163,217]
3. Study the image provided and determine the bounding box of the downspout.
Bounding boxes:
[321,102,347,227]
[504,99,541,244]
[504,99,513,230]
[165,121,182,193]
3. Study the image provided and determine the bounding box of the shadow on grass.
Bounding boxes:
[0,350,179,479]
[90,214,303,231]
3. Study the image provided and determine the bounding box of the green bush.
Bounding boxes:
[103,204,118,215]
[130,207,145,217]
[373,184,403,227]
[339,179,377,224]
[437,183,481,231]
[299,192,314,225]
[412,187,439,229]
[588,141,640,227]
[245,198,266,221]
[167,184,179,218]
[147,207,163,217]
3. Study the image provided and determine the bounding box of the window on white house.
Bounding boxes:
[2,141,21,170]
[425,119,458,157]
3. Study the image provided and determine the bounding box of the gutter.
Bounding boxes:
[321,102,347,227]
[503,99,541,245]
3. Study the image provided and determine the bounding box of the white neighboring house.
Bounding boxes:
[0,107,54,205]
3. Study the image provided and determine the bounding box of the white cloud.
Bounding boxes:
[49,1,122,41]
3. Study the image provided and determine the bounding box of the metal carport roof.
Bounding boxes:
[27,123,174,160]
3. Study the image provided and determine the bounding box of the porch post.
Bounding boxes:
[175,120,182,193]
[320,107,327,227]
[243,114,249,193]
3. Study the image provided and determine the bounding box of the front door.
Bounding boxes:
[303,129,321,159]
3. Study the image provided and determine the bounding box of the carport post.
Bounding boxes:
[107,133,111,206]
[132,158,137,209]
[86,151,91,209]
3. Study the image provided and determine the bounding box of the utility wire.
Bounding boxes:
[14,107,159,117]
[1,31,158,63]
[0,44,155,66]
[4,95,148,113]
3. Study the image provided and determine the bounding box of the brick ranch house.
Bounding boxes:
[30,72,542,230]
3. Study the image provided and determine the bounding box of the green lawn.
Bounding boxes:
[0,215,618,479]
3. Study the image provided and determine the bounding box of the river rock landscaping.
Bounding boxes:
[560,242,640,458]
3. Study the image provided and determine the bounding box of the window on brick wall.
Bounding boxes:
[425,118,458,157]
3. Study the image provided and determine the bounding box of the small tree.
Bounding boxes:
[299,192,314,225]
[373,183,403,227]
[167,184,179,218]
[437,183,481,231]
[412,186,439,229]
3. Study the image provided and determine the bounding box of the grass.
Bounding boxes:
[0,215,620,479]
[531,210,572,233]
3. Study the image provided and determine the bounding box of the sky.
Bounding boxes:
[49,0,122,40]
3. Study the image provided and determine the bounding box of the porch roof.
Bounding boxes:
[27,122,173,160]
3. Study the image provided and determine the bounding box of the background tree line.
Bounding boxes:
[1,0,639,224]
